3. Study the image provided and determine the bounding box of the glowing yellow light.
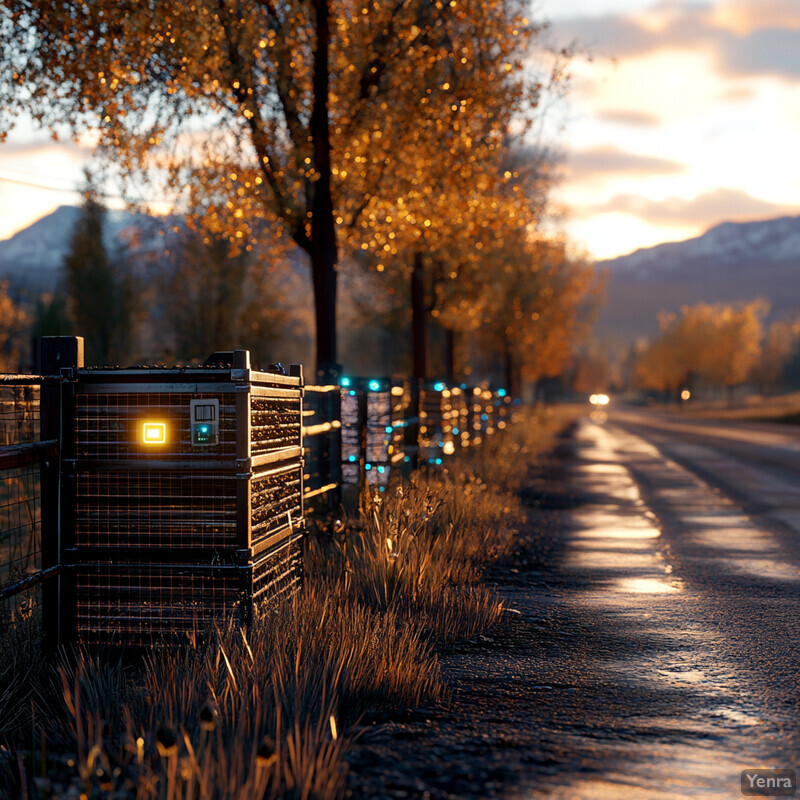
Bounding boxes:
[142,422,167,444]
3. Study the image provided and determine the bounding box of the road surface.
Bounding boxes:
[347,407,800,799]
[535,406,800,797]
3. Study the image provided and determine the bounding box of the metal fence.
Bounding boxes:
[62,356,304,646]
[0,376,54,628]
[302,376,512,508]
[0,341,307,647]
[1,338,513,646]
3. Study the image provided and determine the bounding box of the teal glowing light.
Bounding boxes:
[433,381,445,392]
[497,388,507,397]
[368,379,381,392]
[365,463,372,471]
[341,377,351,387]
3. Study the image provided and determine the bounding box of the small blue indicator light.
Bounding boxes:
[349,390,356,396]
[404,456,411,463]
[368,379,381,392]
[365,463,372,471]
[348,455,357,463]
[481,414,488,421]
[341,377,351,387]
[377,466,385,474]
[434,381,445,392]
[436,458,443,465]
[200,425,209,433]
[385,426,393,434]
[498,388,507,397]
[453,427,459,435]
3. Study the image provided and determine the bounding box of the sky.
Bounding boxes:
[540,0,800,259]
[1,0,800,261]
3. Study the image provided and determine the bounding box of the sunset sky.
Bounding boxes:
[544,0,800,259]
[1,0,799,261]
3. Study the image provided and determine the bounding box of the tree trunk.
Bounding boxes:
[406,251,428,470]
[444,327,455,385]
[311,0,338,379]
[411,251,427,381]
[503,333,518,398]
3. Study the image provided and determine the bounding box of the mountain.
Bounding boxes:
[0,205,175,291]
[594,215,800,348]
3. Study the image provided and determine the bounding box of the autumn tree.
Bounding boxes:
[2,0,541,378]
[63,185,138,365]
[155,225,287,364]
[0,282,30,372]
[573,347,613,396]
[636,300,767,399]
[750,317,800,393]
[494,238,597,395]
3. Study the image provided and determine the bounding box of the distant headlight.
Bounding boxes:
[590,394,610,406]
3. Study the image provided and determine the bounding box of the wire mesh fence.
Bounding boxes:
[0,378,45,628]
[303,377,512,507]
[0,339,513,649]
[63,362,304,645]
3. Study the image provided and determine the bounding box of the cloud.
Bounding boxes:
[719,86,756,102]
[719,28,800,79]
[595,109,661,126]
[566,146,686,180]
[554,1,800,82]
[590,187,792,227]
[0,138,91,159]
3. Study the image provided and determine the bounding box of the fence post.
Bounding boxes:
[317,364,342,511]
[289,364,305,521]
[39,336,83,651]
[405,376,420,471]
[356,388,368,502]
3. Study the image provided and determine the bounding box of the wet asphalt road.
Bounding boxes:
[347,409,800,799]
[540,408,800,797]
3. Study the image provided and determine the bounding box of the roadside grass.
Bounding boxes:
[1,405,571,799]
[650,390,800,423]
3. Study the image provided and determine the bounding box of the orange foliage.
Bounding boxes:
[636,299,768,394]
[0,282,30,372]
[1,0,542,369]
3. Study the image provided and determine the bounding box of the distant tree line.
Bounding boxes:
[22,179,290,369]
[633,299,800,400]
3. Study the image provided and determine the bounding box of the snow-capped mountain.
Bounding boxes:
[595,215,800,347]
[0,205,175,291]
[601,215,800,276]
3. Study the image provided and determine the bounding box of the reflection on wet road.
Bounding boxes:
[524,413,800,799]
